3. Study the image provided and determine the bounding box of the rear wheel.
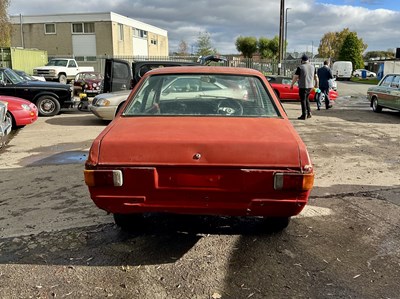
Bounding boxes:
[113,213,144,232]
[372,97,382,113]
[6,111,16,129]
[36,95,61,116]
[58,74,67,84]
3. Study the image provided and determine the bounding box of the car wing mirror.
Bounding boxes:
[0,80,6,86]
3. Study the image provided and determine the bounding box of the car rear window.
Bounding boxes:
[123,74,280,117]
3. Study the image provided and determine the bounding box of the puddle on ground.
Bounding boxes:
[21,151,89,167]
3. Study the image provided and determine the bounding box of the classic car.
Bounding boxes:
[84,66,315,232]
[73,71,104,96]
[0,95,38,129]
[0,101,12,148]
[367,73,400,113]
[0,67,74,116]
[266,75,338,101]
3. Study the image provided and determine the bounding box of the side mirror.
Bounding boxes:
[0,80,6,86]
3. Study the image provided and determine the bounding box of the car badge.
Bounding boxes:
[193,153,202,160]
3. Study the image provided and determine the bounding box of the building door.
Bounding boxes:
[72,35,96,58]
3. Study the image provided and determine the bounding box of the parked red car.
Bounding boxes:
[84,66,314,232]
[0,95,38,129]
[266,76,338,101]
[73,71,104,96]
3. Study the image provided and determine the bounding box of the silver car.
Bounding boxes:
[0,101,12,148]
[89,90,130,121]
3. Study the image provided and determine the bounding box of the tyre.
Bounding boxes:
[77,102,84,111]
[371,97,382,113]
[263,216,290,232]
[58,74,67,84]
[6,111,16,129]
[113,213,143,232]
[36,95,61,116]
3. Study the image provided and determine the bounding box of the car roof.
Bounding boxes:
[144,66,264,76]
[77,71,101,74]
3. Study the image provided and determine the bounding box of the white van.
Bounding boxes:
[332,61,353,80]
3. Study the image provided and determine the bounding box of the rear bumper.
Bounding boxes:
[84,89,101,96]
[92,194,308,217]
[87,167,312,217]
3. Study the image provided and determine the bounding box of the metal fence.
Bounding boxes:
[47,55,328,77]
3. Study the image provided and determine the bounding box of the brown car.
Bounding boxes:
[73,71,104,96]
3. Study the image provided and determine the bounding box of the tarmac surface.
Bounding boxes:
[0,81,399,298]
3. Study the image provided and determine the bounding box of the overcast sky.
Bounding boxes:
[8,0,400,55]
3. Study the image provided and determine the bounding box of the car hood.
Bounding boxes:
[97,90,130,98]
[34,66,63,70]
[16,80,70,90]
[93,91,130,106]
[0,95,31,105]
[94,117,305,168]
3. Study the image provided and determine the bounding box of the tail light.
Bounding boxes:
[274,172,314,191]
[84,170,123,187]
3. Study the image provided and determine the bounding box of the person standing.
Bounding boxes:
[317,60,334,109]
[290,55,319,120]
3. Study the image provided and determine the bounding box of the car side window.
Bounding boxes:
[390,76,400,89]
[381,75,394,87]
[282,79,292,85]
[68,60,77,68]
[113,63,130,79]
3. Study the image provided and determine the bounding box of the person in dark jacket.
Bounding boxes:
[317,60,334,109]
[290,55,319,120]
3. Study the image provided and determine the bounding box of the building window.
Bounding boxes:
[72,22,95,34]
[119,24,124,40]
[133,28,148,39]
[84,23,94,33]
[151,39,157,45]
[44,23,56,34]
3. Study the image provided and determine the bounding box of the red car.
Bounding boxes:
[0,95,38,129]
[267,76,338,101]
[73,71,104,96]
[84,67,314,232]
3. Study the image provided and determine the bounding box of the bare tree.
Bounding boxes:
[177,40,189,56]
[0,0,11,47]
